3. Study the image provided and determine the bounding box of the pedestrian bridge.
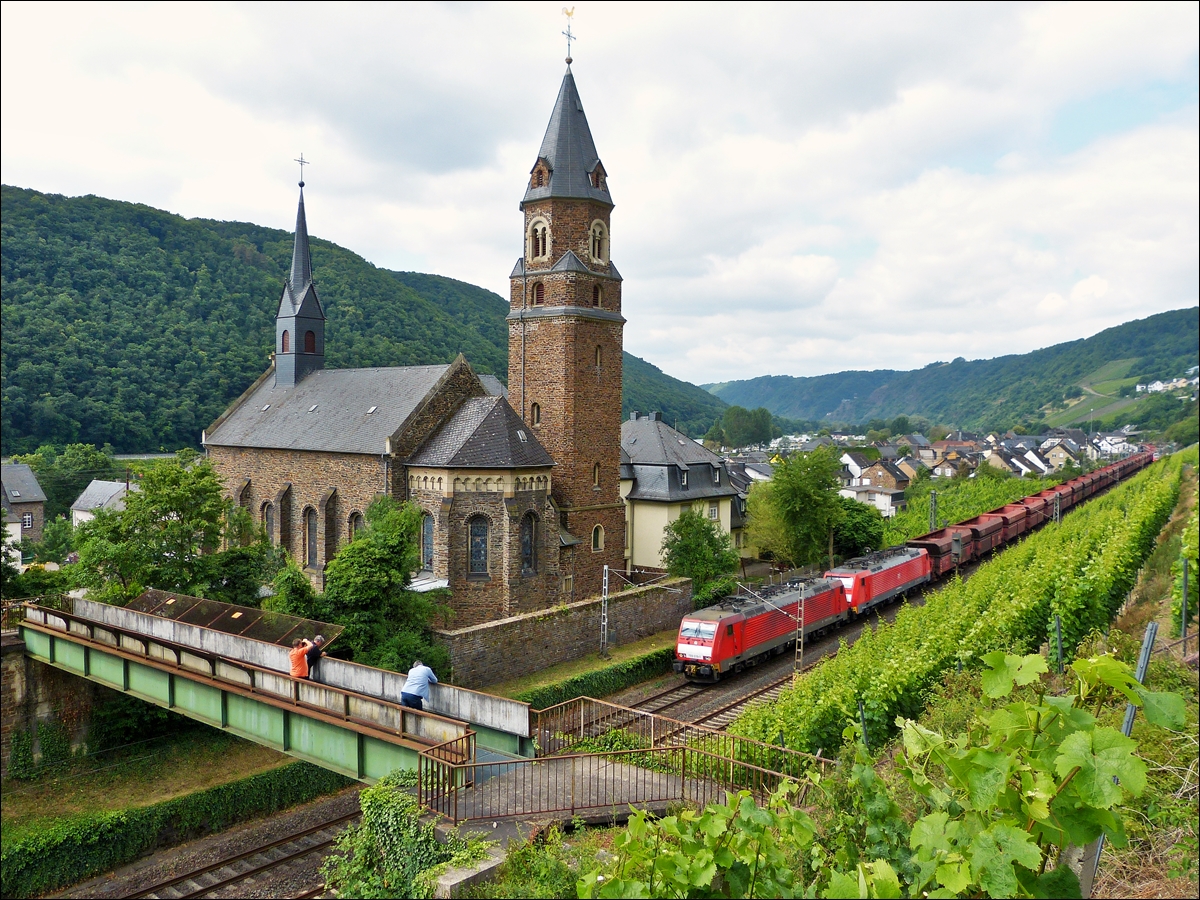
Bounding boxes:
[14,593,533,783]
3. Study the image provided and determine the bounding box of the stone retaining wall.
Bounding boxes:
[437,577,692,688]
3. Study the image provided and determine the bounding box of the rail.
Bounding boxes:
[418,744,806,825]
[532,696,833,778]
[17,601,472,752]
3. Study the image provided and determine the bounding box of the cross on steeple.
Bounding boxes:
[561,7,575,64]
[294,153,310,187]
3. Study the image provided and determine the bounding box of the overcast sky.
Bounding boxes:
[2,2,1197,385]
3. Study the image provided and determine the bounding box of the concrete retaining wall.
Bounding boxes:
[436,578,693,688]
[68,599,530,739]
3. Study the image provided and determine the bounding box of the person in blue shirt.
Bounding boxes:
[400,659,437,711]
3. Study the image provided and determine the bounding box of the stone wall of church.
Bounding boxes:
[435,577,693,689]
[207,445,386,588]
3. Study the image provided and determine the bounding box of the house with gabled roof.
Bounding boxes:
[2,463,47,563]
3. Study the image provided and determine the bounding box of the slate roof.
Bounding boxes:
[621,414,738,503]
[205,364,454,454]
[408,397,554,469]
[2,464,47,507]
[276,186,325,322]
[71,480,135,513]
[478,374,508,399]
[522,68,613,207]
[622,414,722,468]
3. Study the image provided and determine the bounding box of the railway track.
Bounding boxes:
[630,681,705,716]
[127,810,358,899]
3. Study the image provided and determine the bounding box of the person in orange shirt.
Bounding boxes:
[289,638,313,678]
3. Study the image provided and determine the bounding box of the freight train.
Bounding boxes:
[673,451,1153,682]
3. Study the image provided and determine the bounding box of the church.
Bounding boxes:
[203,65,627,628]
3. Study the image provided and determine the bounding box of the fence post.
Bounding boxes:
[1183,558,1189,656]
[1054,614,1064,674]
[858,699,870,749]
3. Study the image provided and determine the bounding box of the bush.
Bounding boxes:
[7,730,35,780]
[0,761,351,897]
[514,648,676,710]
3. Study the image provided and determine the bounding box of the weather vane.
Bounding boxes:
[294,153,309,187]
[562,7,575,63]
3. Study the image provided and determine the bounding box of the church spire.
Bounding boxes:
[289,184,312,293]
[521,68,611,208]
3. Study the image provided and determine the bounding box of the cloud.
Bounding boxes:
[1,2,1196,387]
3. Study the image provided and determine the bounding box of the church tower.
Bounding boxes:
[275,183,325,388]
[509,65,626,598]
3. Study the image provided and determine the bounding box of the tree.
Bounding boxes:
[74,507,148,603]
[660,507,739,599]
[755,445,844,569]
[12,443,122,520]
[702,420,725,447]
[832,496,883,560]
[889,415,911,436]
[1,510,23,599]
[21,515,73,564]
[722,406,773,448]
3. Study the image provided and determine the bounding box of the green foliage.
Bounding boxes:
[321,772,488,899]
[750,446,844,568]
[2,186,725,453]
[833,496,884,560]
[0,761,350,898]
[86,688,191,753]
[7,730,35,781]
[514,648,676,710]
[264,561,325,617]
[706,307,1198,432]
[1170,453,1199,637]
[36,722,72,770]
[721,406,774,448]
[1163,401,1199,446]
[10,443,121,520]
[733,454,1185,756]
[661,508,740,597]
[26,515,73,565]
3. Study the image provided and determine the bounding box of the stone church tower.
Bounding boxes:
[508,66,626,599]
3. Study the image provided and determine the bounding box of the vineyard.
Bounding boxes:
[732,449,1191,755]
[882,473,1054,546]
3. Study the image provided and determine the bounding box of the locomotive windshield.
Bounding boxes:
[680,620,717,640]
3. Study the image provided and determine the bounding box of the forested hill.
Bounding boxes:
[0,185,726,454]
[705,307,1198,431]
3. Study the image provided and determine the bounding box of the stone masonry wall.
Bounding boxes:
[8,500,44,543]
[436,577,693,688]
[1,634,97,778]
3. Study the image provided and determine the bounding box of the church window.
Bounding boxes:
[468,517,489,575]
[305,507,318,567]
[348,511,363,538]
[535,170,544,187]
[592,285,601,307]
[531,402,541,425]
[304,330,316,353]
[521,513,538,574]
[591,524,605,552]
[422,514,434,570]
[528,220,549,260]
[595,346,602,368]
[593,463,601,487]
[262,502,275,544]
[589,221,607,262]
[533,282,545,305]
[281,330,290,353]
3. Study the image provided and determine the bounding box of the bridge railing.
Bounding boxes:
[532,696,833,781]
[417,743,802,825]
[18,601,471,751]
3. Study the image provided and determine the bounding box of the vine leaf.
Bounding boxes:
[981,652,1047,698]
[969,823,1043,897]
[1056,727,1146,807]
[1137,688,1186,729]
[936,860,972,894]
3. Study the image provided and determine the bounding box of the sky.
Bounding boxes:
[2,2,1197,386]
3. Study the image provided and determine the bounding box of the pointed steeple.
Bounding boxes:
[522,67,612,208]
[289,184,313,293]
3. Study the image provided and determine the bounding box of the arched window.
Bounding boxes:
[591,524,605,552]
[593,463,601,487]
[304,330,316,353]
[348,511,363,539]
[521,513,538,574]
[592,284,601,307]
[262,502,275,544]
[281,330,290,353]
[528,220,549,259]
[533,282,545,305]
[422,514,435,570]
[468,517,489,575]
[305,507,318,567]
[590,221,607,262]
[531,402,541,425]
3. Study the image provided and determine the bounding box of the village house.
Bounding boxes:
[858,459,910,491]
[2,464,46,559]
[838,484,906,518]
[70,480,138,527]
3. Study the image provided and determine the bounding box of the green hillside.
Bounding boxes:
[0,185,725,454]
[706,308,1198,431]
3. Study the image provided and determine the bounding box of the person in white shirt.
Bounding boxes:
[400,660,437,711]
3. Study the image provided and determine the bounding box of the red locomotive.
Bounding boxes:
[674,452,1153,683]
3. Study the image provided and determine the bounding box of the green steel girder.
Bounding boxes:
[19,624,421,782]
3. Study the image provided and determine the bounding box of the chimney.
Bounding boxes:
[651,411,663,422]
[630,410,639,421]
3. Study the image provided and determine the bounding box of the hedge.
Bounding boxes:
[514,647,676,710]
[1,761,352,898]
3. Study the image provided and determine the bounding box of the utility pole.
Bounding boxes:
[599,564,610,658]
[929,491,937,533]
